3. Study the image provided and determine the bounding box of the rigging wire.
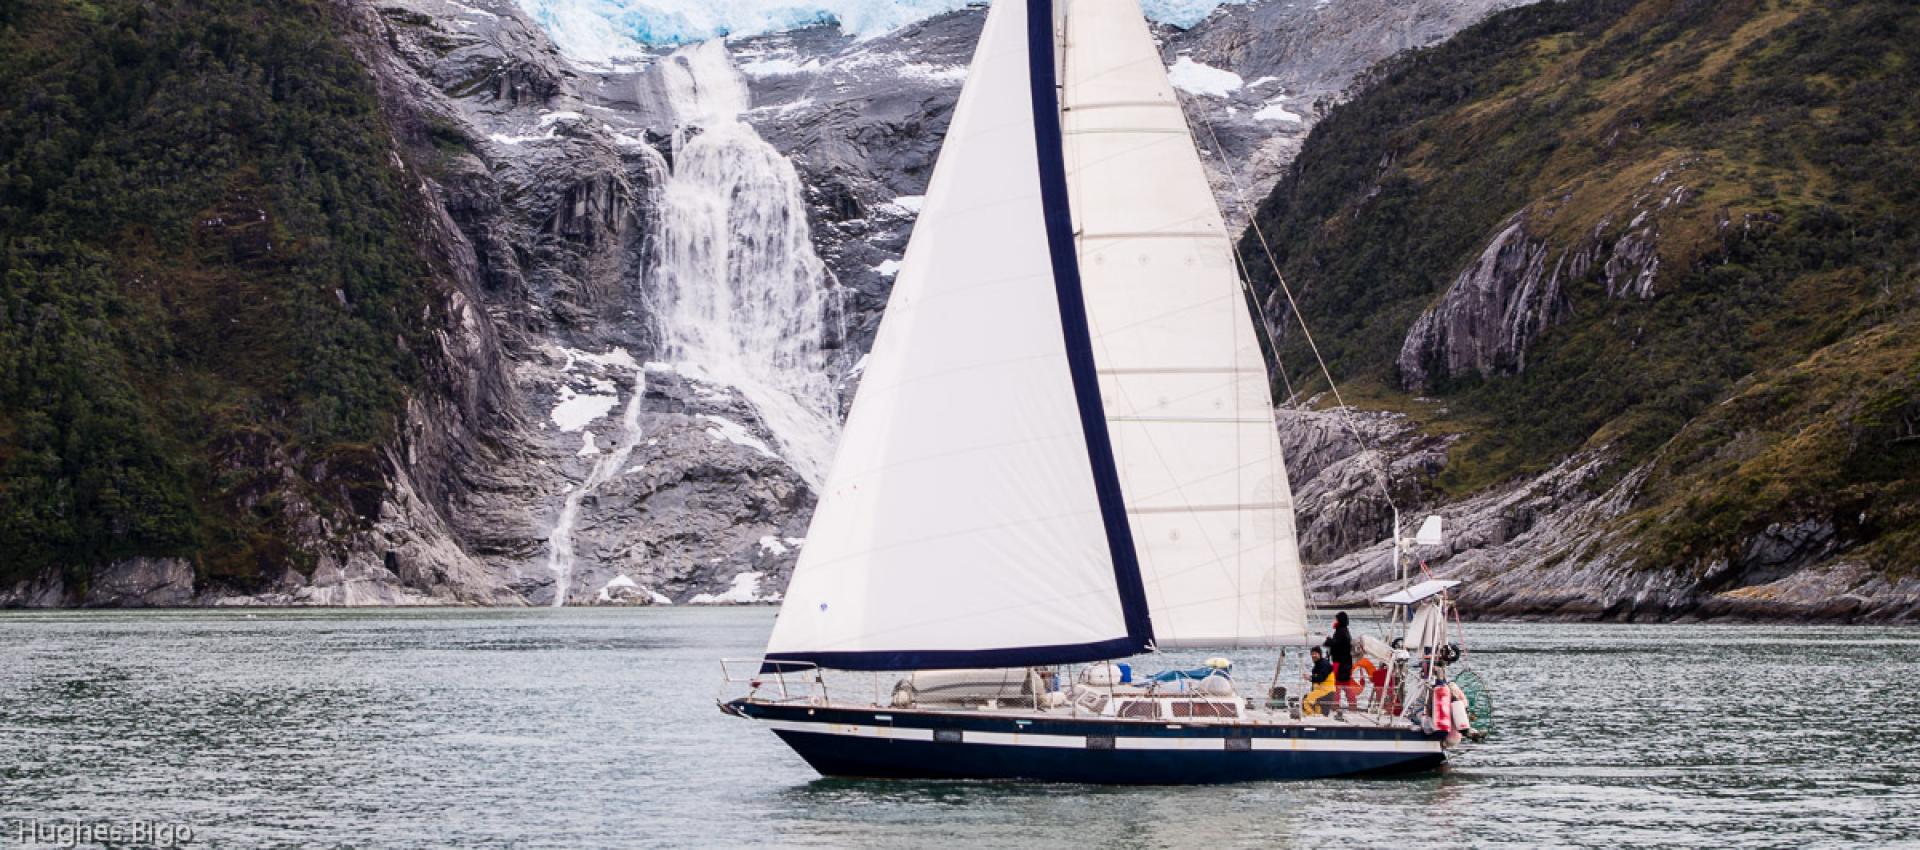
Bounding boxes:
[1194,115,1399,515]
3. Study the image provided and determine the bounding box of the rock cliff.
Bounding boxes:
[1246,0,1920,621]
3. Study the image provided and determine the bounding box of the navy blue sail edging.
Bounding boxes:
[1023,0,1155,649]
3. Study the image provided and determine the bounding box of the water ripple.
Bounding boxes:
[1,610,1915,848]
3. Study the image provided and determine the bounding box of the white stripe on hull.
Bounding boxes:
[760,719,1442,754]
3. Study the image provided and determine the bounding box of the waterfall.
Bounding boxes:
[647,40,841,486]
[548,366,647,606]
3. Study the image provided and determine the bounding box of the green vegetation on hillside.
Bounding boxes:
[1245,0,1920,570]
[0,0,436,586]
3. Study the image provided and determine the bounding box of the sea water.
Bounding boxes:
[1,608,1914,848]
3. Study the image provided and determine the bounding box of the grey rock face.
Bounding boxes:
[1278,405,1451,564]
[1396,213,1567,392]
[84,559,197,608]
[1302,436,1920,622]
[1395,166,1696,392]
[0,572,68,608]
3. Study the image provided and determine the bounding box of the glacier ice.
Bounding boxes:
[513,0,1251,64]
[1166,55,1243,97]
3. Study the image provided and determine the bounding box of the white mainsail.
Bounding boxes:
[1062,0,1311,647]
[761,0,1150,671]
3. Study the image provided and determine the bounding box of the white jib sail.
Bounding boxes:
[762,0,1143,670]
[1061,0,1311,647]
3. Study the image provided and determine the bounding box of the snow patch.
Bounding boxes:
[596,574,674,605]
[899,63,967,84]
[573,347,641,370]
[596,575,638,602]
[739,56,821,78]
[1167,56,1243,97]
[577,433,601,456]
[445,0,499,18]
[688,571,777,604]
[1253,100,1304,123]
[873,259,902,278]
[488,129,557,145]
[702,415,779,460]
[551,388,618,432]
[758,535,790,556]
[890,195,925,215]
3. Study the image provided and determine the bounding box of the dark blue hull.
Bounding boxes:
[729,700,1444,784]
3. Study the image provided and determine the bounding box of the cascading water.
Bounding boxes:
[648,40,841,486]
[548,364,647,606]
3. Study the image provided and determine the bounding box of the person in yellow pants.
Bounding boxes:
[1304,647,1337,716]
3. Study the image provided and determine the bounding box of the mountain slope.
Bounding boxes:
[0,0,513,602]
[1245,0,1920,617]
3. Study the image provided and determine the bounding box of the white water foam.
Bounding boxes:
[647,41,841,486]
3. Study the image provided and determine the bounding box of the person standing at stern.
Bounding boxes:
[1325,612,1360,709]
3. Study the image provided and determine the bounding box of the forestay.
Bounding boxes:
[761,0,1152,672]
[1061,0,1310,647]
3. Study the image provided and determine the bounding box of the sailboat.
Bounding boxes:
[720,0,1483,783]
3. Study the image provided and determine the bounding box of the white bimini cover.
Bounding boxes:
[1376,579,1461,607]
